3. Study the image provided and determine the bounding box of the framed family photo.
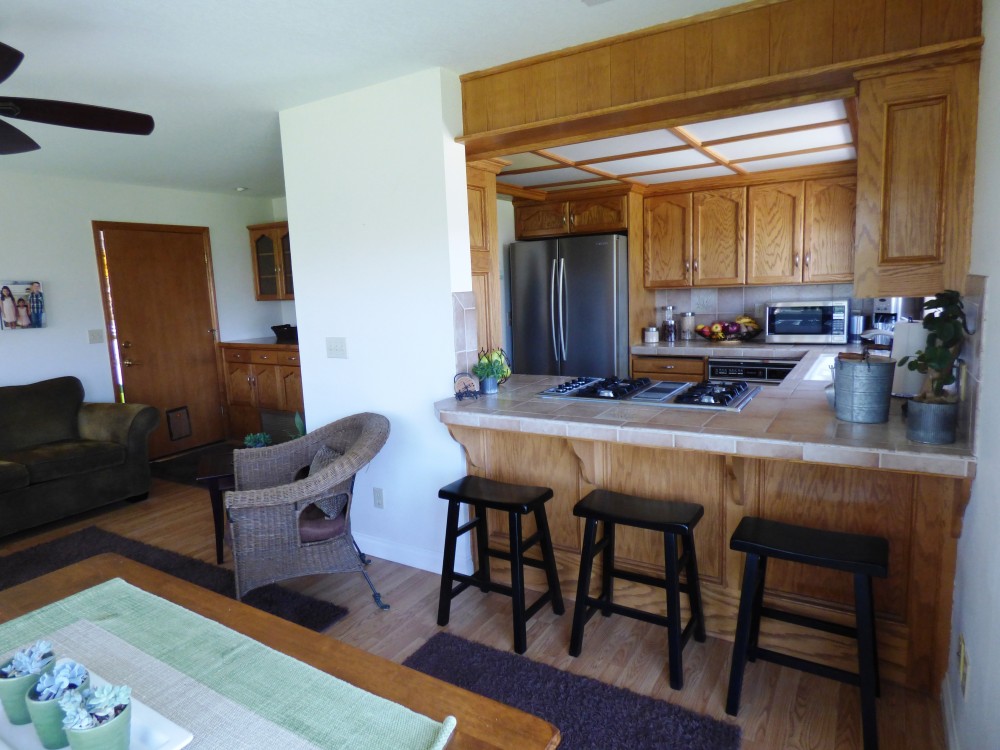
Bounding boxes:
[0,281,45,330]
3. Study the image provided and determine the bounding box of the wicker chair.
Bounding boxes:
[224,412,391,609]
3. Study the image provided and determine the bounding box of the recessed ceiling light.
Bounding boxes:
[235,186,248,192]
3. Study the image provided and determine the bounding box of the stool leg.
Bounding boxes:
[437,499,462,627]
[664,531,684,690]
[682,534,707,642]
[855,573,880,750]
[569,517,599,657]
[727,552,763,715]
[868,578,881,697]
[473,502,492,592]
[747,555,768,662]
[509,511,528,654]
[534,504,565,615]
[601,521,616,617]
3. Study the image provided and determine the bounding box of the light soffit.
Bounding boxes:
[497,99,856,193]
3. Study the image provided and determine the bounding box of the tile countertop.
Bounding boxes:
[435,349,976,479]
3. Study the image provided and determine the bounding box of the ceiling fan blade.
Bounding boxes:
[0,117,40,155]
[0,97,154,135]
[0,42,24,85]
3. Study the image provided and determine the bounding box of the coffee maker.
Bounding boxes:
[872,297,923,332]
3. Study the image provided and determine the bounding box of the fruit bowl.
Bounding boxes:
[695,318,763,342]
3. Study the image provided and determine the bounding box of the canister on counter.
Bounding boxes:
[680,311,696,340]
[643,326,660,344]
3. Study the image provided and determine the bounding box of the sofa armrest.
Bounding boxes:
[78,403,160,452]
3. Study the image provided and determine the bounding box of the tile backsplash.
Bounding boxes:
[653,283,855,328]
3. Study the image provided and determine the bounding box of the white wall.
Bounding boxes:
[279,68,469,573]
[945,3,1000,747]
[0,171,285,400]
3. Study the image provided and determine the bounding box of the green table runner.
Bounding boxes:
[0,579,455,749]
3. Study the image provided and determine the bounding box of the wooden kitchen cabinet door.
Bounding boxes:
[692,187,746,286]
[248,222,293,300]
[514,202,568,238]
[224,359,255,407]
[279,366,303,413]
[467,162,503,351]
[853,62,979,297]
[568,196,627,234]
[804,177,855,283]
[746,181,804,285]
[643,193,692,288]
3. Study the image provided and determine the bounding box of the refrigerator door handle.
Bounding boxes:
[559,258,568,360]
[549,258,559,360]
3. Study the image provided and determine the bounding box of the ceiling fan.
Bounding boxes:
[0,40,154,155]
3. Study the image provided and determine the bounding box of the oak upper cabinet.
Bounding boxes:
[514,196,627,239]
[853,62,979,298]
[248,222,293,301]
[643,193,692,288]
[803,177,856,283]
[746,181,804,285]
[692,187,746,286]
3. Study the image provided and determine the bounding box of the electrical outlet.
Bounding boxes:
[373,487,384,509]
[326,337,348,359]
[87,329,105,344]
[958,634,969,698]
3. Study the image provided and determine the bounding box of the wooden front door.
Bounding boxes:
[93,222,225,459]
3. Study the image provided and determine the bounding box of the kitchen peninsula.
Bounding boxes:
[435,352,974,696]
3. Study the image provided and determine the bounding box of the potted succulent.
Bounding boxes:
[243,431,273,448]
[0,639,55,725]
[472,348,511,395]
[897,290,971,444]
[59,684,132,750]
[26,660,90,749]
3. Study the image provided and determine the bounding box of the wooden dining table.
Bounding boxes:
[0,554,560,749]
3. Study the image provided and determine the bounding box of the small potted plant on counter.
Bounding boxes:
[0,639,55,725]
[59,684,132,750]
[472,348,511,395]
[26,660,90,749]
[897,290,971,444]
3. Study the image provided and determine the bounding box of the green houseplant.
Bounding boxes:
[897,290,971,444]
[0,639,55,725]
[471,348,511,395]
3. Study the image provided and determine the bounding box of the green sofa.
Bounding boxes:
[0,376,159,538]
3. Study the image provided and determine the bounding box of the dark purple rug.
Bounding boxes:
[0,527,347,632]
[404,632,741,750]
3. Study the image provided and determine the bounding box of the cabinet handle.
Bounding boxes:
[662,365,675,370]
[804,253,811,267]
[794,254,800,268]
[259,355,270,360]
[569,214,575,226]
[693,259,699,271]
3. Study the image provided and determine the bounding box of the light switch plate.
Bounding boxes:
[88,329,105,344]
[326,337,348,359]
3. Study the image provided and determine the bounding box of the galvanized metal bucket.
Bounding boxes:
[834,356,896,423]
[905,399,958,444]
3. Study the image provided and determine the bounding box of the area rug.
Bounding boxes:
[0,527,347,632]
[149,441,235,486]
[404,632,741,750]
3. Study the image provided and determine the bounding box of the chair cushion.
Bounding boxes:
[0,440,126,484]
[0,460,29,491]
[299,503,348,543]
[309,444,341,475]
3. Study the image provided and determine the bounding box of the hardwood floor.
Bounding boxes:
[0,479,948,750]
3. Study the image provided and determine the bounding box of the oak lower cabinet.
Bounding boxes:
[248,221,293,301]
[853,61,979,297]
[631,355,706,382]
[514,195,627,239]
[220,342,302,440]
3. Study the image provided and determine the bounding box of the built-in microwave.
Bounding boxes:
[764,300,849,344]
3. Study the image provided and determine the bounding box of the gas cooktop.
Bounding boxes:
[539,377,761,412]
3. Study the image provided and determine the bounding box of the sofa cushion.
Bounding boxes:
[0,460,29,491]
[0,377,84,453]
[0,440,126,484]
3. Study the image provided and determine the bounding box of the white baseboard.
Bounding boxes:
[354,532,473,576]
[942,672,961,750]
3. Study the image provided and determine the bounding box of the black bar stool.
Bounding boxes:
[569,489,706,690]
[726,516,889,750]
[437,475,565,654]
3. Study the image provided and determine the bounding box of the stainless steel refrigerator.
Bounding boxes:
[509,234,628,378]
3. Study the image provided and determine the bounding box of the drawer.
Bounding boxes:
[631,356,706,378]
[223,348,250,363]
[250,349,282,364]
[277,351,300,366]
